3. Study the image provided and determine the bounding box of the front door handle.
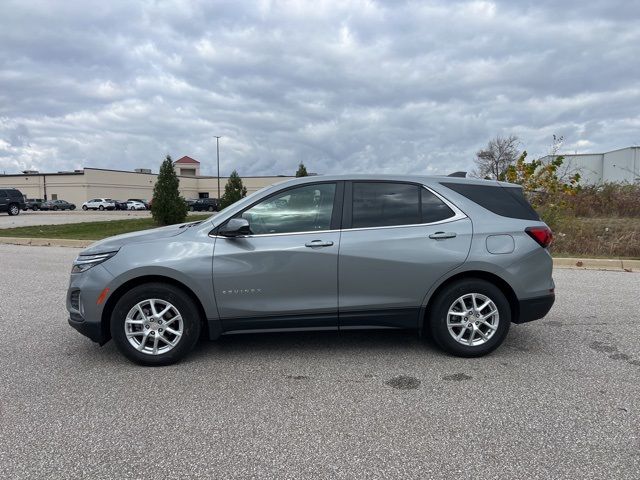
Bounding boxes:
[305,240,334,248]
[429,231,457,240]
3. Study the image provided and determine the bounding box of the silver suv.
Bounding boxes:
[67,175,555,366]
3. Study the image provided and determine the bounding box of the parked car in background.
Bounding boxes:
[82,198,116,211]
[127,199,149,209]
[24,198,45,210]
[66,174,555,366]
[126,200,147,211]
[112,200,129,210]
[0,188,26,215]
[41,199,76,211]
[190,197,219,212]
[185,198,198,209]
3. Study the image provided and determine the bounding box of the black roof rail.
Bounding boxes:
[447,171,467,178]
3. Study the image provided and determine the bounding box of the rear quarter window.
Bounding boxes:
[440,182,540,221]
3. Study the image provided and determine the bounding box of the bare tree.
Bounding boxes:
[473,135,520,179]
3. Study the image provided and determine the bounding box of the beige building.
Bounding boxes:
[0,156,294,204]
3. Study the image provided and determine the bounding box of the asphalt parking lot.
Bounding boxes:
[0,210,207,229]
[0,244,638,479]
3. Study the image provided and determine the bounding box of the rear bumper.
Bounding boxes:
[515,293,555,323]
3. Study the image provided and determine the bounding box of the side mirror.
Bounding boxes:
[218,218,251,237]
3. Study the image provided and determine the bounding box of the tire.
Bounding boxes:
[427,278,510,357]
[99,205,104,211]
[189,206,194,211]
[53,206,59,211]
[110,283,202,366]
[33,206,39,211]
[82,205,88,210]
[8,203,20,216]
[208,206,214,212]
[70,206,75,210]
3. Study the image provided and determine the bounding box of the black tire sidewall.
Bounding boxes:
[8,204,19,216]
[110,283,201,366]
[429,278,510,357]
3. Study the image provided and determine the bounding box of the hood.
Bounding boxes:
[81,222,195,255]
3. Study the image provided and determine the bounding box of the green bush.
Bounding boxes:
[151,155,188,226]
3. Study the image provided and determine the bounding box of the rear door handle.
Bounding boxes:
[429,231,457,240]
[305,240,334,248]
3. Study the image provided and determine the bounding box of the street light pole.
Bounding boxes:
[214,136,221,199]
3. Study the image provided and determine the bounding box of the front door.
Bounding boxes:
[213,182,342,332]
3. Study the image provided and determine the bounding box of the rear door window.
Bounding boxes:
[421,189,455,223]
[351,182,420,228]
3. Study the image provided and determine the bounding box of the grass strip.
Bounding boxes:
[0,215,211,240]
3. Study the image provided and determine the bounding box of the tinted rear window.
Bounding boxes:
[8,189,23,198]
[441,182,539,221]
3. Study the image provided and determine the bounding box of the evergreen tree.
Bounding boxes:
[151,155,188,225]
[220,170,247,209]
[295,163,309,177]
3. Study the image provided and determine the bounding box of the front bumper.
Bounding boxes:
[66,264,114,345]
[68,313,106,344]
[515,293,555,323]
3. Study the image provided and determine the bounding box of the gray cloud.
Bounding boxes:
[1,0,639,176]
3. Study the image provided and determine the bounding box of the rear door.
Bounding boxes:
[338,181,472,328]
[213,181,343,332]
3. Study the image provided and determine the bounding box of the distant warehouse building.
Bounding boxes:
[539,146,639,184]
[0,156,294,204]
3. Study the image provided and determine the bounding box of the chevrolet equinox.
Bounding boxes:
[67,175,555,365]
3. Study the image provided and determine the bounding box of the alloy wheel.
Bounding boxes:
[124,299,184,355]
[446,293,499,346]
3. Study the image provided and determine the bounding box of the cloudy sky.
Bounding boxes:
[1,0,638,177]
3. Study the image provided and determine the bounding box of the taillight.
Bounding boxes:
[525,226,553,248]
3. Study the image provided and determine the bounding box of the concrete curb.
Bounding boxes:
[0,237,637,272]
[553,257,639,272]
[0,236,93,248]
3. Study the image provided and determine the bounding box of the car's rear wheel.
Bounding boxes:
[53,206,59,211]
[110,283,202,366]
[208,206,214,212]
[99,205,105,211]
[82,205,88,210]
[428,278,510,357]
[8,203,20,216]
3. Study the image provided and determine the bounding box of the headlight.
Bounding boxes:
[72,251,118,273]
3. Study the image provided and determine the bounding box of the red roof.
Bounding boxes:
[174,156,200,164]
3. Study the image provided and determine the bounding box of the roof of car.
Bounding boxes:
[270,174,520,188]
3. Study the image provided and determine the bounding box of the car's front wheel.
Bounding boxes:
[98,205,105,211]
[428,278,510,357]
[82,205,88,210]
[110,283,202,366]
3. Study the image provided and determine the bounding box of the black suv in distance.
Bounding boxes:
[0,188,26,215]
[190,198,219,212]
